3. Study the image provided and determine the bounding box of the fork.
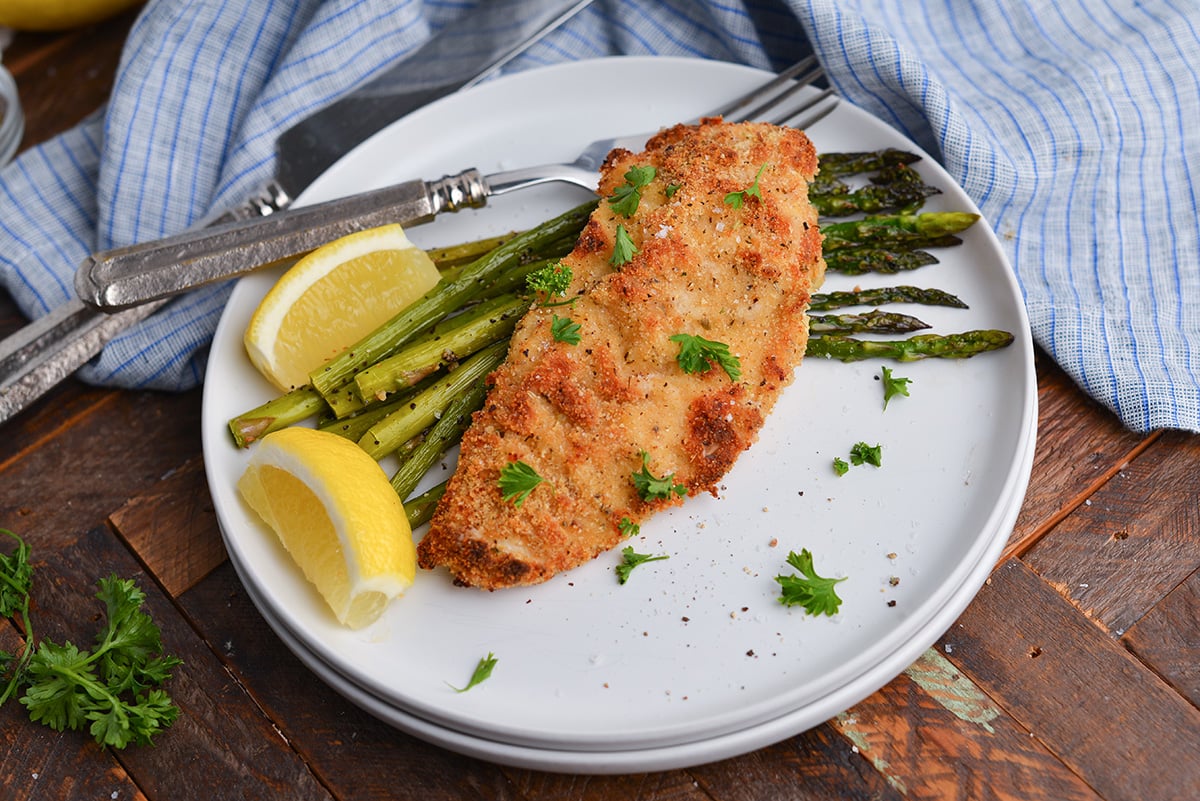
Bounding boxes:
[75,56,838,312]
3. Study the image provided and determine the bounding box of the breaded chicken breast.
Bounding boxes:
[417,118,825,589]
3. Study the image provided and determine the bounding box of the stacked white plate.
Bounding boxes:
[202,57,1038,774]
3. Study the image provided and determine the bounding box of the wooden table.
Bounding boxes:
[3,13,1199,801]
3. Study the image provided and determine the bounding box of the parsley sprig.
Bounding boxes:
[615,546,669,584]
[610,224,639,266]
[0,531,182,749]
[607,165,656,217]
[551,314,582,346]
[724,163,768,209]
[525,260,573,298]
[670,333,742,382]
[775,549,847,616]
[880,366,912,409]
[497,460,544,507]
[448,652,497,693]
[631,451,687,502]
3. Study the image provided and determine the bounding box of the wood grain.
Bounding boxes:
[109,456,225,596]
[1022,429,1200,636]
[826,648,1103,801]
[1122,566,1200,707]
[941,558,1200,801]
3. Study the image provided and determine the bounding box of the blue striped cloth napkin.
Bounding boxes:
[1,0,1197,433]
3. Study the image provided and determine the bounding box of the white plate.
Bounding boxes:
[202,57,1037,755]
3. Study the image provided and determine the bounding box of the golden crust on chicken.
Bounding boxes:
[417,118,825,589]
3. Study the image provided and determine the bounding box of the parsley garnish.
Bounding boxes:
[724,163,768,209]
[880,366,912,410]
[497,460,544,507]
[448,652,497,693]
[525,260,573,297]
[832,457,850,476]
[610,224,639,266]
[664,182,682,198]
[670,333,742,382]
[607,165,656,217]
[775,549,847,616]
[550,314,582,346]
[618,517,640,538]
[631,451,687,502]
[615,546,669,584]
[0,529,33,706]
[849,442,882,467]
[1,530,182,748]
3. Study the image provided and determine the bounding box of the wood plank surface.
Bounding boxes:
[940,558,1200,801]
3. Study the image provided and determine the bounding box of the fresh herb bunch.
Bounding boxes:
[0,530,182,748]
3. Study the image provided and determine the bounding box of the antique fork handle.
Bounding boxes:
[76,170,491,311]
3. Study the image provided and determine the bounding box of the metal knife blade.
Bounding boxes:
[0,0,592,424]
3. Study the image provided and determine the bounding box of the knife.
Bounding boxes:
[0,0,593,424]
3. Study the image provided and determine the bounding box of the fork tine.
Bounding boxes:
[771,87,839,130]
[708,55,819,119]
[733,64,824,122]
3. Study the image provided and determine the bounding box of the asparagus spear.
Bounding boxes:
[810,164,941,217]
[309,200,596,399]
[355,293,526,403]
[229,387,328,448]
[823,246,939,276]
[806,330,1015,362]
[358,340,508,460]
[816,148,922,177]
[390,377,489,500]
[821,212,978,252]
[808,310,931,335]
[404,482,447,528]
[810,285,968,311]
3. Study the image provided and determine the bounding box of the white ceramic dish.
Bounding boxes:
[202,56,1037,756]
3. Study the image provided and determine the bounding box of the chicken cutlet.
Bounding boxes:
[417,118,826,589]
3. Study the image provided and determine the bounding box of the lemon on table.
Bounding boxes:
[244,224,441,391]
[0,0,144,31]
[237,426,417,629]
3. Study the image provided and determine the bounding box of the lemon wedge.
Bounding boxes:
[237,427,416,629]
[0,0,144,31]
[244,224,440,391]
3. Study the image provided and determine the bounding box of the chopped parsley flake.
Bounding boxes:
[610,224,639,266]
[849,442,883,467]
[447,652,497,693]
[607,165,656,217]
[497,460,544,507]
[724,163,768,209]
[670,333,742,382]
[832,457,850,476]
[525,260,573,297]
[880,366,912,409]
[618,517,640,538]
[550,314,582,345]
[631,450,687,502]
[775,549,846,616]
[615,546,669,584]
[664,182,682,198]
